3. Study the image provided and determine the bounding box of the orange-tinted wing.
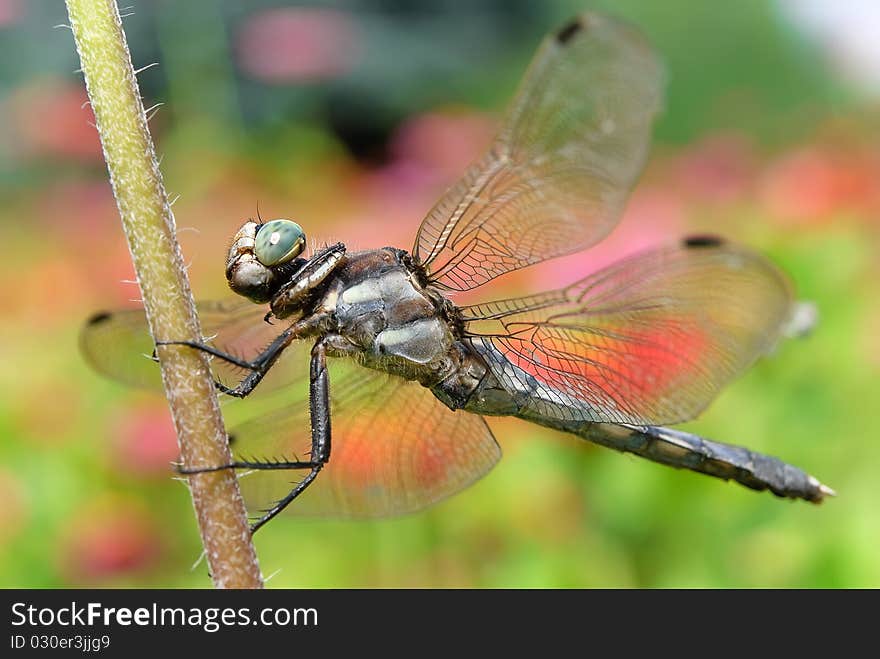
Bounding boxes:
[231,362,501,518]
[461,238,797,426]
[413,13,664,291]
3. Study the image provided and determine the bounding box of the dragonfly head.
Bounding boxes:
[226,219,307,303]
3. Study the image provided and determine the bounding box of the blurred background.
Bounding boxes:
[1,0,878,587]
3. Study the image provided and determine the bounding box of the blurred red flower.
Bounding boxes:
[58,497,161,582]
[110,400,179,477]
[0,0,23,27]
[4,79,103,162]
[236,8,359,84]
[760,144,879,224]
[390,110,495,181]
[670,133,757,204]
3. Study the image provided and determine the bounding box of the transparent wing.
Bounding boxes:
[461,238,797,426]
[79,299,308,392]
[82,305,500,518]
[413,12,664,291]
[232,360,501,518]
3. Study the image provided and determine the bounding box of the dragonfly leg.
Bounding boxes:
[248,340,332,534]
[177,458,316,475]
[157,326,297,398]
[176,340,332,533]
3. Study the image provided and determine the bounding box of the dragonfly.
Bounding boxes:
[81,12,833,533]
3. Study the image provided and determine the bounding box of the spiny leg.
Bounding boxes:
[176,340,331,534]
[176,456,321,535]
[156,325,297,398]
[248,340,331,533]
[177,458,316,475]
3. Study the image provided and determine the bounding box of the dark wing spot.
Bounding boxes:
[683,235,724,249]
[226,432,237,447]
[556,17,584,45]
[86,311,112,325]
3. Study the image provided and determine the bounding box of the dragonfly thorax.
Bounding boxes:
[240,237,459,380]
[326,249,456,371]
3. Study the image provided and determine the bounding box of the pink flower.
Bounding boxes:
[0,0,24,27]
[670,133,757,204]
[4,79,104,162]
[390,110,495,181]
[236,8,359,84]
[111,401,179,477]
[59,498,161,582]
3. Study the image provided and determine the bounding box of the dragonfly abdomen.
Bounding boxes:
[519,412,832,503]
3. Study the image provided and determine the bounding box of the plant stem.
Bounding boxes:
[65,0,263,588]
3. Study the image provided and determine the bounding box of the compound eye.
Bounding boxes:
[254,219,306,266]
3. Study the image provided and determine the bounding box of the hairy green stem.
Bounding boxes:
[65,0,263,588]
